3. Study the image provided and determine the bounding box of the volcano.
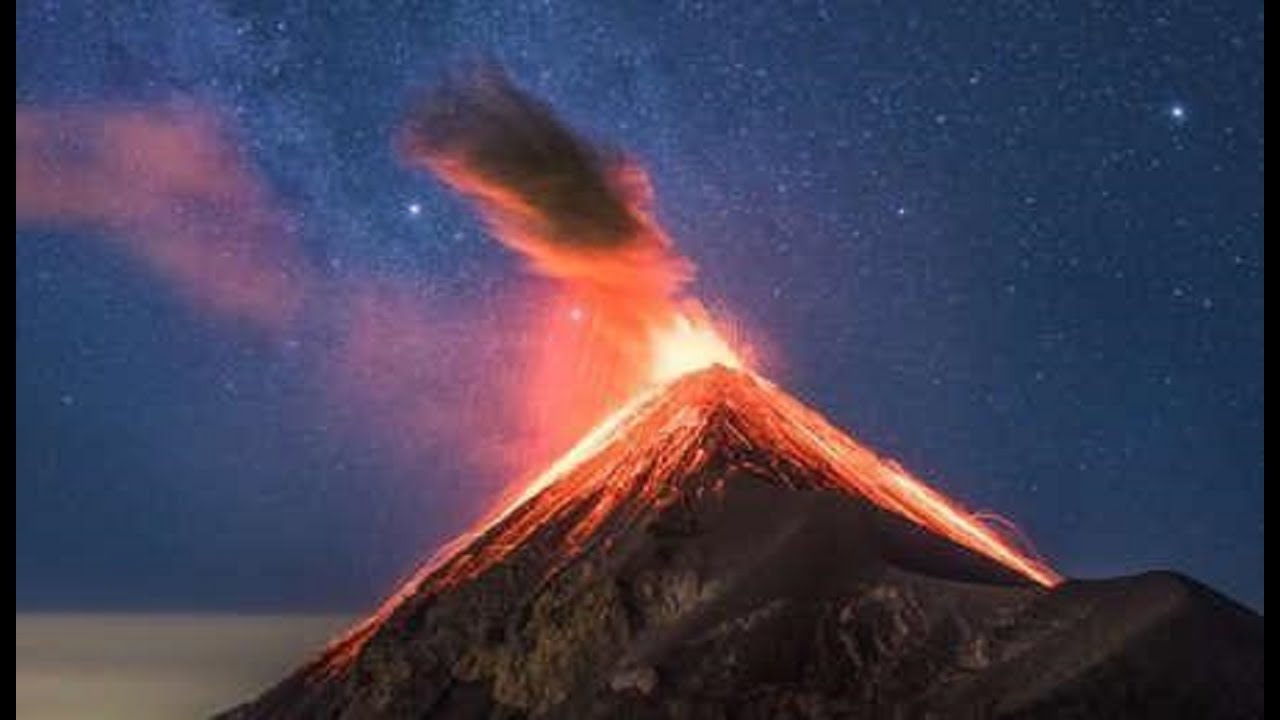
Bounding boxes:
[220,366,1263,719]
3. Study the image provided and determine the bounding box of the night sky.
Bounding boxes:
[16,1,1264,611]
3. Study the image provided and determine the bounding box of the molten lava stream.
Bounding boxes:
[323,310,1058,675]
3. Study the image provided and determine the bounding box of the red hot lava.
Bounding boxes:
[323,366,1059,670]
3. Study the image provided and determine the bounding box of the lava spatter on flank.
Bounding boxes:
[318,365,1059,674]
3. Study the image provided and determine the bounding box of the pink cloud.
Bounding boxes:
[16,103,309,333]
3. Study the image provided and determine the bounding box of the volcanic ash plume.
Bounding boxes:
[400,66,690,304]
[400,67,741,453]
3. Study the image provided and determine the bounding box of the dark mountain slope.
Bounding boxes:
[220,367,1262,719]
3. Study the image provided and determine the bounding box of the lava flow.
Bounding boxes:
[323,363,1058,670]
[412,366,1058,594]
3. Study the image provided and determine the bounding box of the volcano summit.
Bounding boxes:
[221,367,1263,719]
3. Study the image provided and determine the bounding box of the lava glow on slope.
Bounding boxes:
[322,362,1059,671]
[435,364,1058,593]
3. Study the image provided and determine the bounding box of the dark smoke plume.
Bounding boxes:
[399,64,692,300]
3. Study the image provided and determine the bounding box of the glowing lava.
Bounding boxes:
[456,365,1059,590]
[648,305,744,385]
[324,364,1059,670]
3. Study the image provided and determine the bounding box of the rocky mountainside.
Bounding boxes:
[220,367,1263,719]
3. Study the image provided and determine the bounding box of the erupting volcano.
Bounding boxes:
[220,69,1261,719]
[222,365,1261,719]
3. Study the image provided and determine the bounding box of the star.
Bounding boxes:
[1169,103,1187,122]
[407,202,422,217]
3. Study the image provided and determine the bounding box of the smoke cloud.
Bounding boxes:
[400,66,716,451]
[400,65,693,302]
[15,104,309,333]
[13,101,538,482]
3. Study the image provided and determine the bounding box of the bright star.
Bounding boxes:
[1169,104,1187,121]
[407,202,422,217]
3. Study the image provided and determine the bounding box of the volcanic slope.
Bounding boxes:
[221,366,1263,719]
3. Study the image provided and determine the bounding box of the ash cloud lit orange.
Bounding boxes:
[400,65,745,453]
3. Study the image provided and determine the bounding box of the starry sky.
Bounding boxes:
[16,1,1264,611]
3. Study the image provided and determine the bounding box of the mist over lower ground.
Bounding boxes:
[15,613,351,720]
